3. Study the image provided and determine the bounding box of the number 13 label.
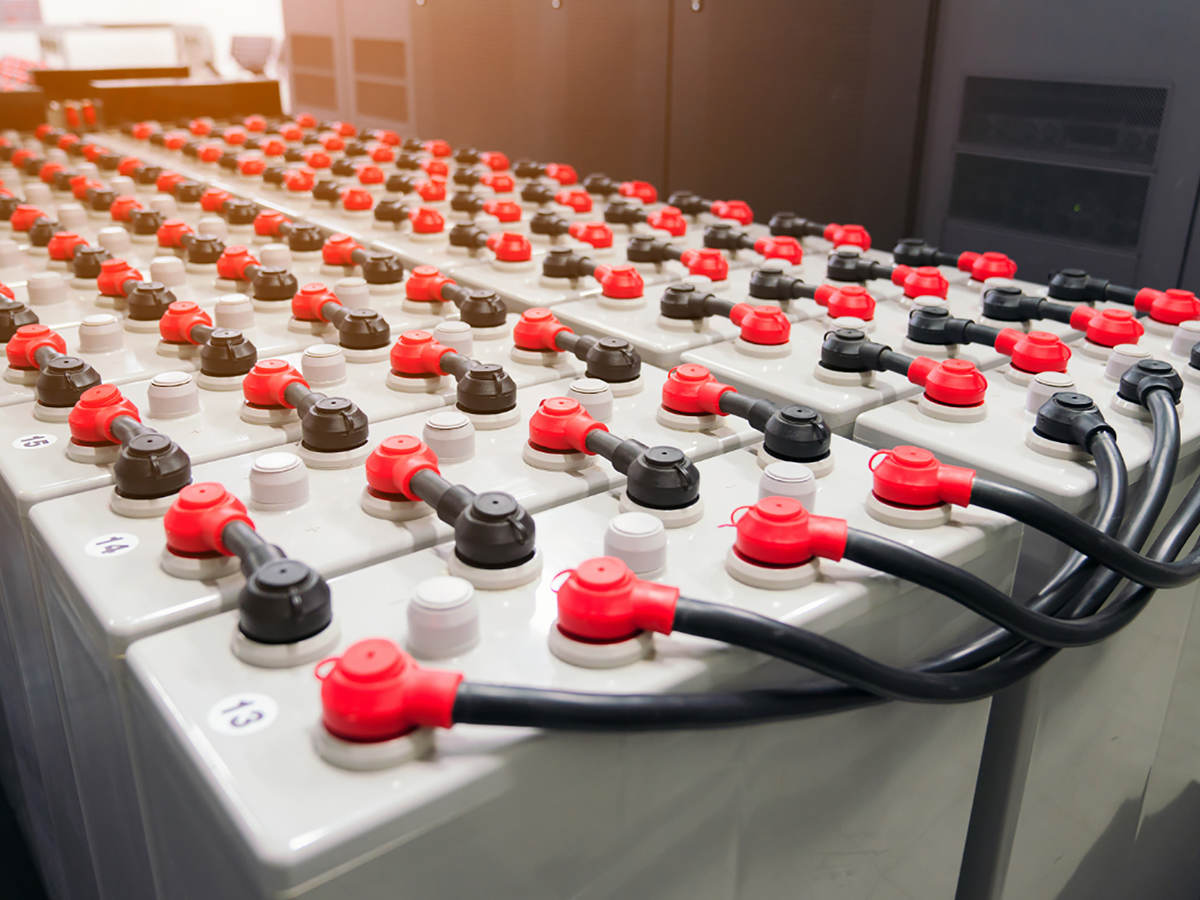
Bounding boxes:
[207,693,278,736]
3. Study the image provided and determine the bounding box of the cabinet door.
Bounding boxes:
[283,0,348,123]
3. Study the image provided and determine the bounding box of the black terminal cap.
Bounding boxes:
[453,491,537,570]
[514,159,544,179]
[1191,342,1200,373]
[243,137,262,152]
[819,328,880,372]
[331,157,356,177]
[52,169,77,191]
[113,432,192,500]
[125,281,176,322]
[28,218,59,248]
[336,309,390,350]
[35,355,101,408]
[88,189,116,213]
[252,267,299,302]
[1046,268,1104,303]
[456,362,517,415]
[0,299,38,341]
[449,222,489,251]
[521,181,555,206]
[0,144,12,163]
[749,266,803,302]
[452,169,481,188]
[604,198,646,226]
[401,137,423,153]
[1033,392,1114,447]
[1117,359,1183,407]
[300,395,369,453]
[181,141,203,158]
[22,155,46,176]
[454,146,480,165]
[262,165,286,186]
[200,328,258,377]
[129,209,164,236]
[626,234,668,264]
[148,132,167,147]
[343,139,368,157]
[184,235,225,265]
[892,238,939,267]
[287,223,325,253]
[302,131,322,145]
[395,151,422,171]
[312,179,342,203]
[0,195,17,221]
[529,210,569,239]
[762,405,831,463]
[73,246,111,279]
[584,336,641,383]
[374,198,408,224]
[223,198,258,225]
[825,248,872,282]
[173,180,204,204]
[218,151,240,171]
[450,190,484,215]
[360,251,404,285]
[39,129,63,145]
[283,146,305,163]
[703,223,745,251]
[667,190,708,216]
[385,173,415,194]
[625,445,701,510]
[980,284,1033,322]
[768,211,811,238]
[659,282,707,320]
[583,172,617,196]
[457,289,507,329]
[906,305,964,346]
[542,247,586,280]
[237,557,332,644]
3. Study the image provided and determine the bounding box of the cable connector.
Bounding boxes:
[390,330,458,377]
[364,435,440,500]
[163,482,253,557]
[868,446,974,508]
[1033,392,1115,448]
[661,364,735,415]
[555,557,678,641]
[527,397,608,453]
[1116,359,1184,407]
[727,497,847,566]
[242,360,307,409]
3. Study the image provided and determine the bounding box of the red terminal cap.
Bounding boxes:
[569,221,613,249]
[710,199,753,225]
[404,265,454,303]
[389,330,458,377]
[0,283,11,300]
[424,139,452,158]
[342,188,374,212]
[163,132,188,151]
[959,250,1017,282]
[155,170,185,193]
[188,118,212,137]
[487,231,532,263]
[57,134,81,151]
[216,246,259,281]
[238,156,266,177]
[527,396,608,454]
[109,195,142,222]
[595,264,644,300]
[316,638,463,740]
[1069,306,1144,347]
[993,329,1071,374]
[261,139,287,157]
[319,133,345,152]
[223,127,247,146]
[242,359,308,409]
[410,206,445,234]
[647,206,687,237]
[754,235,803,265]
[280,124,304,142]
[363,434,440,500]
[253,210,288,237]
[729,304,791,345]
[554,188,592,213]
[481,151,510,171]
[35,124,55,140]
[163,482,253,557]
[47,231,88,262]
[6,324,66,369]
[512,308,571,352]
[356,164,384,185]
[480,172,515,193]
[83,144,108,162]
[894,265,949,299]
[869,446,975,508]
[374,129,400,146]
[815,284,875,321]
[680,247,730,282]
[10,148,34,168]
[116,157,141,177]
[729,497,847,566]
[322,234,362,266]
[156,219,193,249]
[661,363,735,416]
[482,199,521,223]
[416,179,447,203]
[10,205,45,232]
[420,158,449,178]
[197,144,223,164]
[68,383,140,446]
[907,357,988,407]
[618,181,658,204]
[1134,287,1200,325]
[304,150,332,170]
[370,145,396,164]
[72,175,101,200]
[544,163,578,186]
[285,168,315,192]
[97,259,143,297]
[292,283,341,322]
[131,122,156,140]
[294,113,317,129]
[824,223,871,250]
[555,557,677,642]
[334,121,357,137]
[39,161,65,183]
[158,300,212,345]
[244,115,267,132]
[200,188,231,213]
